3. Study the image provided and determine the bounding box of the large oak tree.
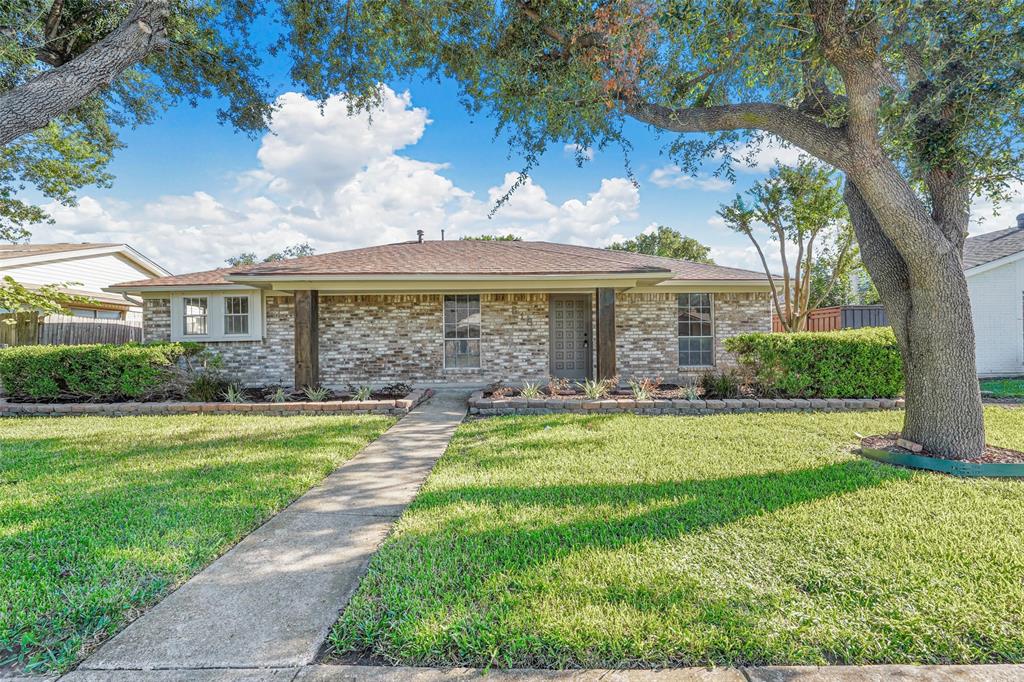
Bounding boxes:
[281,0,1024,457]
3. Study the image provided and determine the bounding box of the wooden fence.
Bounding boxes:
[0,313,142,346]
[773,304,889,333]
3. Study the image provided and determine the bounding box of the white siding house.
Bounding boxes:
[0,243,170,320]
[965,217,1024,377]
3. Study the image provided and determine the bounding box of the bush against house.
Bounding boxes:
[0,342,201,402]
[725,327,902,399]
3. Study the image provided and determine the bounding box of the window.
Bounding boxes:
[678,293,714,367]
[183,297,208,336]
[224,296,250,335]
[170,293,262,341]
[443,294,481,368]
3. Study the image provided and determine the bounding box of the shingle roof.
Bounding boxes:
[111,240,769,288]
[963,226,1024,270]
[0,242,120,260]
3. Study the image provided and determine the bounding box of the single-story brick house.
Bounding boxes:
[107,240,773,387]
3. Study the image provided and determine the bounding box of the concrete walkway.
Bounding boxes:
[75,391,469,675]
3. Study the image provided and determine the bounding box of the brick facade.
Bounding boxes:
[143,290,771,387]
[615,291,772,382]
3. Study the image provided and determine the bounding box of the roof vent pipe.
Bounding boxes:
[416,229,424,243]
[1017,213,1024,229]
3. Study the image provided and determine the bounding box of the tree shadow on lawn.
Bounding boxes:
[342,459,912,666]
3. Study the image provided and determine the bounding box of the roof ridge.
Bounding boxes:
[510,241,671,272]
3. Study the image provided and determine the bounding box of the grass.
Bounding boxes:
[981,377,1024,398]
[331,407,1024,668]
[0,414,393,673]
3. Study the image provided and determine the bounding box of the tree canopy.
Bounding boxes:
[608,226,713,263]
[0,0,276,237]
[225,243,316,267]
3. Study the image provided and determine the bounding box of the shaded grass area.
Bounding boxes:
[0,414,393,672]
[982,377,1024,398]
[331,408,1024,668]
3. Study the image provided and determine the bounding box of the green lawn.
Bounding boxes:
[331,407,1024,668]
[0,414,393,672]
[982,377,1024,398]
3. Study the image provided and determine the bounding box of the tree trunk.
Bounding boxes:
[845,181,985,458]
[0,0,169,147]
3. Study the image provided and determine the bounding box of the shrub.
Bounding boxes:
[699,369,743,399]
[577,376,616,399]
[0,342,199,402]
[724,327,903,398]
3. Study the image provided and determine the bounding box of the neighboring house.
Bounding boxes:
[0,242,170,320]
[108,239,773,387]
[965,215,1024,377]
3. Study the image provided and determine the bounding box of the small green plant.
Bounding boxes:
[629,376,661,400]
[303,385,331,402]
[520,381,542,399]
[270,387,289,403]
[354,385,373,401]
[682,376,700,400]
[187,373,228,402]
[577,376,615,399]
[222,384,248,403]
[699,370,742,399]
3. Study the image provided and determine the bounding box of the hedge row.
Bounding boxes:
[0,342,200,402]
[724,327,904,399]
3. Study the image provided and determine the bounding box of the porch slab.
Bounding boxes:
[78,391,469,672]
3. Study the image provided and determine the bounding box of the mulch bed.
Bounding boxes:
[862,433,1024,464]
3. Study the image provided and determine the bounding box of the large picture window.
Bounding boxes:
[183,297,208,336]
[678,293,714,367]
[443,294,481,368]
[223,296,250,335]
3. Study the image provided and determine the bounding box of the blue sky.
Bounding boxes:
[29,26,1021,275]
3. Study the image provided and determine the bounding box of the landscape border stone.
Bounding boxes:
[468,391,904,417]
[0,389,433,418]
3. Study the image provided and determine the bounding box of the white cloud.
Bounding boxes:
[648,165,732,191]
[30,88,645,272]
[562,144,595,162]
[726,138,807,173]
[970,181,1024,235]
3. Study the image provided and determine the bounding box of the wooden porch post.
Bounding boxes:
[596,287,616,380]
[293,290,319,388]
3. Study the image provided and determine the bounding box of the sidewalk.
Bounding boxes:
[74,391,469,673]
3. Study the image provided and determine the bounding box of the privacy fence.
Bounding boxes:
[772,304,889,333]
[0,313,142,346]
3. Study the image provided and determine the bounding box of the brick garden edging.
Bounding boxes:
[468,390,903,416]
[0,388,433,418]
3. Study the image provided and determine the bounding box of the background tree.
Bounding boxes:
[608,225,714,263]
[0,276,91,322]
[285,0,1024,456]
[459,234,522,241]
[225,243,316,267]
[719,161,856,332]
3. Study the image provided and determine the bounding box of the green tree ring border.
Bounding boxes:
[859,447,1024,479]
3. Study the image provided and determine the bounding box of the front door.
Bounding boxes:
[549,294,592,380]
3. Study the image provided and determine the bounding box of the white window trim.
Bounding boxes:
[442,293,482,370]
[678,292,716,369]
[170,291,263,342]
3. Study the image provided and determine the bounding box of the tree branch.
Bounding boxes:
[0,0,169,147]
[625,100,852,171]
